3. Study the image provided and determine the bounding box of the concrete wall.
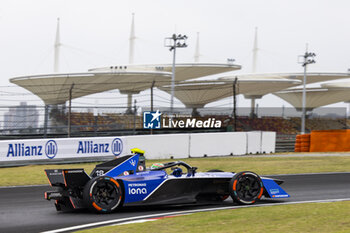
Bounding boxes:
[0,131,276,163]
[189,132,247,157]
[247,131,261,154]
[261,131,276,154]
[125,134,190,159]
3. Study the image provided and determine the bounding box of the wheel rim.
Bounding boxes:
[236,175,261,201]
[92,180,121,209]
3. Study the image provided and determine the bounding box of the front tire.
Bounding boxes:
[229,171,263,205]
[83,176,123,213]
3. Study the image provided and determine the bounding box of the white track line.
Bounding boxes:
[42,198,350,233]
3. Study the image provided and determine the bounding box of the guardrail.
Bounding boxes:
[275,134,296,152]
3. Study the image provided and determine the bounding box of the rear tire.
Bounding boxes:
[229,171,263,205]
[83,176,123,213]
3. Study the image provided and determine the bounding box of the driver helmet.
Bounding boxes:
[151,163,164,169]
[172,167,183,177]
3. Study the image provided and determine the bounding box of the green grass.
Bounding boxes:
[1,155,350,186]
[1,156,349,232]
[0,163,99,186]
[76,201,350,233]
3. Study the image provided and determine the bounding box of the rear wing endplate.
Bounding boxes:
[45,169,91,187]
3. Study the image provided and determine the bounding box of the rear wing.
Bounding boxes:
[45,149,146,187]
[45,169,91,187]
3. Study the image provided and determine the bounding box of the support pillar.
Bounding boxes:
[120,90,140,114]
[250,98,256,118]
[43,105,49,138]
[127,93,133,114]
[244,95,262,119]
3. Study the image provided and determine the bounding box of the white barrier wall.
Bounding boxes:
[189,132,247,157]
[246,131,277,154]
[246,131,262,154]
[0,131,276,163]
[1,136,127,162]
[125,134,190,159]
[261,131,276,154]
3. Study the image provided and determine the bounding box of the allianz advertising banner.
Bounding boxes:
[0,136,127,162]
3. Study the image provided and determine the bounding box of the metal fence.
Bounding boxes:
[0,104,347,139]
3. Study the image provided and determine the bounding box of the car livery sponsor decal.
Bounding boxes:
[123,175,166,204]
[269,189,280,195]
[272,194,290,198]
[128,183,147,195]
[130,159,136,167]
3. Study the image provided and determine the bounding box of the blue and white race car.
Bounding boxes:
[45,149,289,213]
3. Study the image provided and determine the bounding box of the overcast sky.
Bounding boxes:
[0,0,349,109]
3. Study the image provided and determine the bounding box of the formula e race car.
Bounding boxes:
[44,149,289,213]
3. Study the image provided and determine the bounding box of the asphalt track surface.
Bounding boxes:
[1,172,350,233]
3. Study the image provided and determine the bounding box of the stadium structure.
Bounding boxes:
[6,15,350,150]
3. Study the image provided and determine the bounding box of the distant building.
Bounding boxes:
[3,102,39,130]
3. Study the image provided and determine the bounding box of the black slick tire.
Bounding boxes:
[83,176,123,213]
[229,171,263,205]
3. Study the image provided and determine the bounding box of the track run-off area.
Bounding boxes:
[1,172,350,233]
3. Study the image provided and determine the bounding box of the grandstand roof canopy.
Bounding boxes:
[321,81,350,89]
[224,72,350,85]
[89,63,241,81]
[274,87,350,110]
[11,66,350,110]
[159,78,301,108]
[11,63,239,105]
[10,71,171,105]
[158,72,350,109]
[220,76,302,97]
[271,73,350,110]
